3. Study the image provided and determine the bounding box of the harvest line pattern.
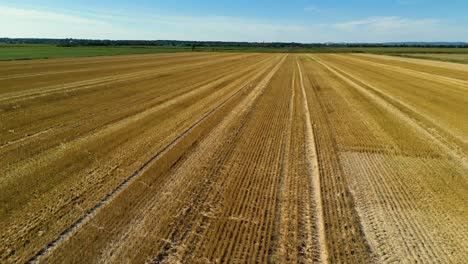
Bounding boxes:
[25,57,276,263]
[0,53,466,263]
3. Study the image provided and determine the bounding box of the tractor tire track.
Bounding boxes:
[26,54,286,264]
[297,60,329,263]
[25,62,259,264]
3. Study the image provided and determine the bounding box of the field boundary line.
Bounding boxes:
[25,54,286,264]
[309,55,468,170]
[296,59,329,263]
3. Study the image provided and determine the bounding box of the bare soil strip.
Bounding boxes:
[299,56,372,263]
[296,60,329,263]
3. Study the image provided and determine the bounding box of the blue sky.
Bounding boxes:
[1,0,467,42]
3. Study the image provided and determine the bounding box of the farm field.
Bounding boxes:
[397,53,468,64]
[3,44,468,61]
[0,45,193,61]
[0,52,467,263]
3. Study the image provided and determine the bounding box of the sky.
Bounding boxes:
[1,0,467,43]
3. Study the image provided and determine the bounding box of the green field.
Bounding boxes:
[1,44,468,61]
[0,45,192,60]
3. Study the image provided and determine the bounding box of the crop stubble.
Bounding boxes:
[0,52,466,263]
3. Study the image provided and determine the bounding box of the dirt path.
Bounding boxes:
[297,60,329,263]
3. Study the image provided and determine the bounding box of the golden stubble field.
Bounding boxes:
[0,52,467,263]
[400,53,468,64]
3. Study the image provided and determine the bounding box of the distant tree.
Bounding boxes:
[2,38,468,49]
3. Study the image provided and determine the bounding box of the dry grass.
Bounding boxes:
[399,53,468,64]
[0,52,466,263]
[306,54,467,262]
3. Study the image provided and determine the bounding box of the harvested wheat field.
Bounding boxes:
[399,53,468,64]
[0,52,467,263]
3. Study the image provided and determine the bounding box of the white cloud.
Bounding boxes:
[0,5,466,42]
[0,6,130,39]
[0,5,308,41]
[330,16,468,42]
[136,15,308,42]
[334,16,438,31]
[0,6,96,24]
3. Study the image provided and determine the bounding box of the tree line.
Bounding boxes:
[1,38,467,48]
